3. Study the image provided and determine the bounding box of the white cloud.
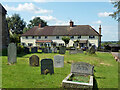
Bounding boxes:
[4,3,52,14]
[33,0,47,2]
[92,20,102,24]
[32,15,69,25]
[98,12,113,17]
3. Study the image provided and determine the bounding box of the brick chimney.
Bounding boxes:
[39,24,41,28]
[99,25,101,35]
[99,25,102,48]
[70,20,74,27]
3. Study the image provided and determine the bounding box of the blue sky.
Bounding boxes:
[1,1,118,41]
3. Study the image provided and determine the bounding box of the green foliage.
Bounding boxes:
[110,1,120,21]
[62,36,70,46]
[6,13,26,34]
[17,43,24,54]
[117,40,120,44]
[23,27,29,33]
[27,17,47,29]
[9,33,20,43]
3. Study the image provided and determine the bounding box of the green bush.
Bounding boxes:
[17,43,24,54]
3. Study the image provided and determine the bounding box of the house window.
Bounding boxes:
[32,36,34,39]
[70,36,74,39]
[78,36,81,39]
[28,43,33,46]
[26,36,28,39]
[45,36,48,39]
[89,36,95,39]
[38,36,41,39]
[56,36,59,39]
[89,43,92,47]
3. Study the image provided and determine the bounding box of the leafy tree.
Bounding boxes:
[6,14,26,34]
[27,17,47,29]
[23,27,29,33]
[110,1,120,21]
[62,36,70,47]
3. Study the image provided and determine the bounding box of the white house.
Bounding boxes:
[21,20,102,48]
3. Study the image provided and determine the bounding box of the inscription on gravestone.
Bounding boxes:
[29,55,39,66]
[54,55,64,67]
[8,43,17,64]
[41,59,54,75]
[71,62,94,75]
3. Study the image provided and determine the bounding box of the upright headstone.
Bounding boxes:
[59,46,66,54]
[24,47,30,54]
[71,62,94,75]
[54,55,64,67]
[29,55,39,66]
[77,49,83,53]
[31,47,38,53]
[8,43,17,64]
[69,50,77,54]
[54,47,57,53]
[89,45,96,54]
[41,59,54,75]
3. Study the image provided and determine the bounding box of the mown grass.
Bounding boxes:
[1,51,118,88]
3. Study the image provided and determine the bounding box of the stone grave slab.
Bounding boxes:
[41,59,54,75]
[54,55,64,67]
[77,49,83,53]
[62,62,94,88]
[59,46,66,54]
[8,43,17,64]
[31,47,38,53]
[29,55,39,66]
[69,50,78,54]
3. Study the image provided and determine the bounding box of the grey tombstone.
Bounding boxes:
[29,55,39,66]
[71,62,94,75]
[8,43,17,64]
[54,55,64,67]
[69,50,77,54]
[54,47,57,53]
[59,46,66,54]
[41,59,54,75]
[31,47,38,53]
[77,49,83,53]
[49,48,52,53]
[44,48,49,53]
[89,45,96,54]
[24,47,30,54]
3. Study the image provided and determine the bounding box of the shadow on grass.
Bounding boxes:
[93,77,98,90]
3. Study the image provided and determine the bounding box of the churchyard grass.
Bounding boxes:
[1,51,118,88]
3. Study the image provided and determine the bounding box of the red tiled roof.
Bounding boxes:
[36,40,52,43]
[21,25,101,36]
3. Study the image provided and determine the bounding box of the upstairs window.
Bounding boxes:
[56,36,59,39]
[38,36,41,39]
[32,36,34,39]
[70,36,74,39]
[45,36,48,39]
[78,35,81,39]
[89,36,95,39]
[26,36,28,39]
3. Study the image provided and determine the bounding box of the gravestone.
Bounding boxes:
[8,43,17,64]
[71,62,94,75]
[69,50,77,54]
[54,55,64,67]
[54,47,57,53]
[29,55,39,66]
[77,49,83,53]
[89,45,96,54]
[44,48,49,53]
[31,47,38,53]
[24,47,30,54]
[41,59,54,75]
[59,46,66,54]
[49,48,52,53]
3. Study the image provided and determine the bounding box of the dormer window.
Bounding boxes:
[89,36,95,39]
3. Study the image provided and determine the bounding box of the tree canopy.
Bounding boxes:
[62,36,70,47]
[27,17,47,29]
[110,1,120,21]
[6,14,26,34]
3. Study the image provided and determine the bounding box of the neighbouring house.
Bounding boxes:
[21,20,102,48]
[0,3,9,50]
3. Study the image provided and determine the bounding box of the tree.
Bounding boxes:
[62,36,70,47]
[27,17,47,29]
[6,14,26,34]
[110,1,120,21]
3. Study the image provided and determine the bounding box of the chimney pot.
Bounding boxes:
[99,25,101,35]
[70,20,74,27]
[39,24,41,28]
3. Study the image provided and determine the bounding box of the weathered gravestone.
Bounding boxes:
[54,55,64,67]
[24,47,30,54]
[8,43,17,64]
[41,59,54,75]
[89,45,96,54]
[62,62,94,88]
[59,46,66,54]
[77,49,83,53]
[69,50,77,54]
[54,47,57,53]
[29,55,39,66]
[43,47,49,53]
[48,48,52,53]
[31,47,38,53]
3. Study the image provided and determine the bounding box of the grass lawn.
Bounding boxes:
[1,51,118,88]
